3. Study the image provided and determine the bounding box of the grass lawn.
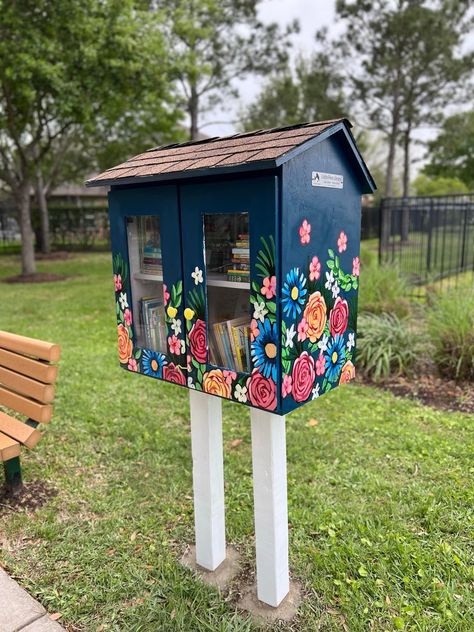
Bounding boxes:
[0,252,473,632]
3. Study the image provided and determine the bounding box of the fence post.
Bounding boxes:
[460,204,469,272]
[426,199,434,276]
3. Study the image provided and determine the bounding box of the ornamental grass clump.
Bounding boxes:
[356,313,423,381]
[427,289,474,381]
[359,265,411,318]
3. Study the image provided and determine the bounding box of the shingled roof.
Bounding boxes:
[86,118,360,188]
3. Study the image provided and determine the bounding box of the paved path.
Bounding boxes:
[0,569,65,632]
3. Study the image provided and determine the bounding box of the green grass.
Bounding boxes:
[0,253,473,632]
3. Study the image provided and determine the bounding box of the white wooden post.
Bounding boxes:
[189,390,226,571]
[250,409,289,607]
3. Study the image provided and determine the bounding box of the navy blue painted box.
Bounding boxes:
[87,119,375,415]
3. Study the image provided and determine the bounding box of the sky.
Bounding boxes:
[200,0,473,174]
[201,0,339,138]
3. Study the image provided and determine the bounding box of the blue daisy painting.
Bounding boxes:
[142,349,167,377]
[251,319,278,381]
[281,267,307,319]
[324,335,346,382]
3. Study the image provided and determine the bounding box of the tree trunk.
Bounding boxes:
[35,167,51,254]
[189,87,199,140]
[16,182,36,276]
[400,124,411,243]
[381,93,401,249]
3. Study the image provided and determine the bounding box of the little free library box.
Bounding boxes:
[87,119,375,415]
[88,119,376,609]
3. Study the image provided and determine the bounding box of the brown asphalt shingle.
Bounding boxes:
[87,119,348,186]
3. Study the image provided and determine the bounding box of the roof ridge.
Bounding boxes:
[147,118,348,153]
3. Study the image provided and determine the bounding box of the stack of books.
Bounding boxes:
[141,241,162,275]
[227,234,250,283]
[139,296,166,351]
[209,316,251,372]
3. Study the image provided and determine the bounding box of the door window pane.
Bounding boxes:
[204,213,251,372]
[127,216,167,352]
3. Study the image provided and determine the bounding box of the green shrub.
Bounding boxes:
[359,264,411,318]
[357,313,424,381]
[427,289,474,380]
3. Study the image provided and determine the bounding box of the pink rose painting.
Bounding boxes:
[299,219,311,245]
[163,284,170,306]
[291,351,316,402]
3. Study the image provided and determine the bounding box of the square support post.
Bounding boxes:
[189,390,226,571]
[3,456,22,496]
[250,409,289,607]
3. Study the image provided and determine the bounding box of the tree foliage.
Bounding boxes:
[241,35,347,131]
[423,111,474,190]
[158,0,298,139]
[0,0,179,273]
[412,174,469,196]
[336,0,474,197]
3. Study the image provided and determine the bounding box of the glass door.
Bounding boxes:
[180,176,280,411]
[108,185,187,386]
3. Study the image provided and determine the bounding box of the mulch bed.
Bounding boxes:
[3,273,70,283]
[362,375,474,414]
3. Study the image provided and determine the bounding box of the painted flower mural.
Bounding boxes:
[185,235,278,410]
[111,219,359,412]
[281,233,359,407]
[112,253,186,384]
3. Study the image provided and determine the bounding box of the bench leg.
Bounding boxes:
[4,456,23,496]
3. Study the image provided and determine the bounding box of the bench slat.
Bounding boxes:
[0,412,43,448]
[0,431,21,461]
[0,348,58,384]
[0,386,52,423]
[0,366,55,403]
[0,331,61,363]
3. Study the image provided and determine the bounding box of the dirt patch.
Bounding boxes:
[363,375,474,414]
[0,480,58,514]
[3,273,70,284]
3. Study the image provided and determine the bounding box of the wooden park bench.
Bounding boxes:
[0,331,60,495]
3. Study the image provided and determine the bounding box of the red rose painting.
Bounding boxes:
[189,319,207,364]
[329,297,349,337]
[247,370,277,410]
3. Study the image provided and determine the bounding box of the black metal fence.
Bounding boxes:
[379,194,474,287]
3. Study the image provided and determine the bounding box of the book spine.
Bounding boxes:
[231,326,244,372]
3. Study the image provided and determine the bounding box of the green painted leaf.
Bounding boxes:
[328,249,334,259]
[266,301,276,314]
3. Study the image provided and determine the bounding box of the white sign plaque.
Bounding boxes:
[312,171,344,189]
